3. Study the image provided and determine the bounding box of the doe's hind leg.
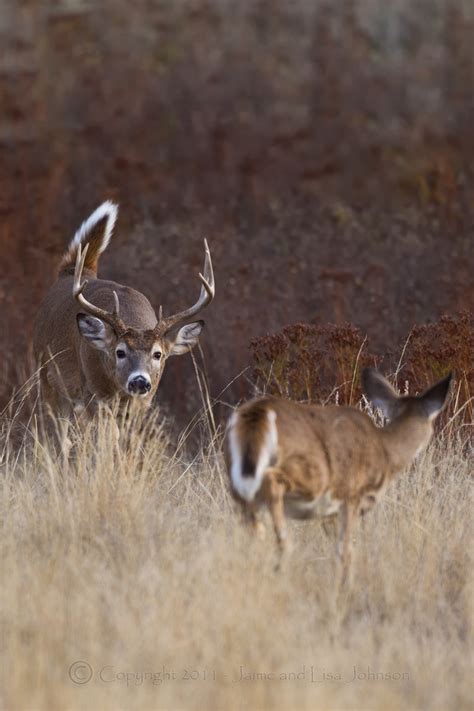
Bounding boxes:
[337,500,358,589]
[247,501,266,540]
[261,468,288,555]
[321,513,338,539]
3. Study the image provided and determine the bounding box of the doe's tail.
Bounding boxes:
[227,402,278,502]
[58,201,118,276]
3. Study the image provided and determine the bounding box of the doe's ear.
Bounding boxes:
[168,320,204,357]
[361,368,399,419]
[76,313,115,352]
[419,372,452,421]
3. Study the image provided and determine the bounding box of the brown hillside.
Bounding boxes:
[1,1,472,419]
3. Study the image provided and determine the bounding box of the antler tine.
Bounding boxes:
[158,239,215,334]
[200,237,215,294]
[72,242,124,331]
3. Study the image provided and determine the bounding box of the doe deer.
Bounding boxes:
[33,201,215,423]
[225,368,452,583]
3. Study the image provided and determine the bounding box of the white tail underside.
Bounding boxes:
[228,409,278,502]
[68,200,118,253]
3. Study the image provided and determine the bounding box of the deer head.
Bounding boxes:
[361,368,452,458]
[74,239,215,400]
[362,368,452,422]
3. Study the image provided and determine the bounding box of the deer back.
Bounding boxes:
[262,399,391,499]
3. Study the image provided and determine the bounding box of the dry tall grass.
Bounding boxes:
[0,390,472,711]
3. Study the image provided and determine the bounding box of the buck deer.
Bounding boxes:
[33,201,215,423]
[225,369,452,583]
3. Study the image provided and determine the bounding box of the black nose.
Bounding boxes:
[128,375,151,394]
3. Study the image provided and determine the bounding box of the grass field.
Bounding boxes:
[1,392,472,711]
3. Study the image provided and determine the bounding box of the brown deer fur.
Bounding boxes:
[225,369,452,582]
[33,202,215,421]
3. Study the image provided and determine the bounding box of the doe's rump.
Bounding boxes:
[226,400,278,502]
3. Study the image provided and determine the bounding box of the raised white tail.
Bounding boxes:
[58,200,118,275]
[227,408,278,502]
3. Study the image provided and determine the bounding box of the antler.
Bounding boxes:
[73,243,125,333]
[158,239,215,334]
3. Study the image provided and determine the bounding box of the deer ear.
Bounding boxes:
[362,368,399,419]
[168,321,204,356]
[419,372,452,420]
[77,313,115,351]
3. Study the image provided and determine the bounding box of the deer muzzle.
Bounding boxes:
[127,373,152,396]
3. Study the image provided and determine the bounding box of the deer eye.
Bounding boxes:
[116,349,126,359]
[153,351,162,361]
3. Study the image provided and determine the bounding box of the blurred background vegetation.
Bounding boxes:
[0,0,472,419]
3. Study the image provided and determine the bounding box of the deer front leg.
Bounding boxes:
[37,371,75,467]
[73,394,97,434]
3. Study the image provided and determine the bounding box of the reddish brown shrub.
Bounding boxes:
[251,311,473,428]
[250,322,376,405]
[399,310,473,423]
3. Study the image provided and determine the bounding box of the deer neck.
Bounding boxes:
[381,415,431,478]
